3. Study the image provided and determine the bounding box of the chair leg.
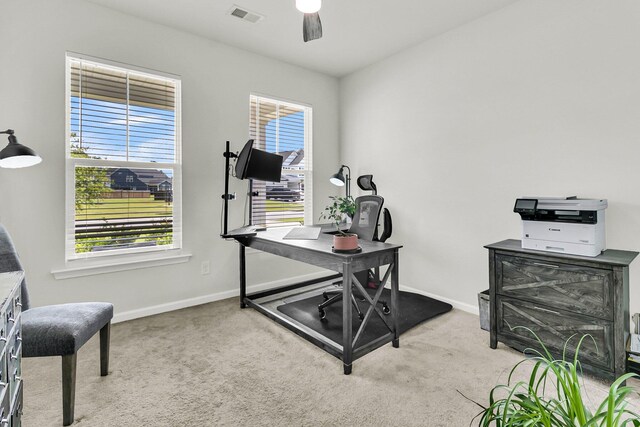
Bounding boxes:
[62,353,77,426]
[351,294,363,319]
[100,322,111,377]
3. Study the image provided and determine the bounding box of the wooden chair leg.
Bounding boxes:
[100,322,110,377]
[62,353,77,426]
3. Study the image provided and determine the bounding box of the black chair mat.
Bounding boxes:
[276,288,453,345]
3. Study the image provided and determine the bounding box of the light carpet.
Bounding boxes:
[22,298,640,426]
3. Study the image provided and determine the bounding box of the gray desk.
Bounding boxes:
[233,227,402,374]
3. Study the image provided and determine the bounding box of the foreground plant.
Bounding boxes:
[478,330,640,426]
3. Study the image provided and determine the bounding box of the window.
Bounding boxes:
[65,54,181,260]
[249,94,312,228]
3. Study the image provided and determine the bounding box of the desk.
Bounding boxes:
[232,227,402,374]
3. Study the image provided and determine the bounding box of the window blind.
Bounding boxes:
[249,95,311,228]
[67,56,181,259]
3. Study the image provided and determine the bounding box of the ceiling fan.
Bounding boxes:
[296,0,322,42]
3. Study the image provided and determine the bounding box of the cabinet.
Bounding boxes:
[0,272,23,426]
[486,240,638,381]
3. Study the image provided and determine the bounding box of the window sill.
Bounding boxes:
[52,251,192,279]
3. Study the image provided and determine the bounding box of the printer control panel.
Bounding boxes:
[513,199,537,218]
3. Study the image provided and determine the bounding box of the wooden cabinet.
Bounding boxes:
[486,240,638,381]
[0,272,23,426]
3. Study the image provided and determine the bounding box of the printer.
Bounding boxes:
[513,196,607,257]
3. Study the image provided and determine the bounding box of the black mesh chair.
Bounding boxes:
[318,175,393,320]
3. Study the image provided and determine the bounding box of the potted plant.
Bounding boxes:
[473,328,640,426]
[319,195,358,251]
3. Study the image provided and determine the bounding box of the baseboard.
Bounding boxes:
[112,271,333,323]
[400,285,479,316]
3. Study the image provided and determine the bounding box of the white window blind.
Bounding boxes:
[66,55,182,260]
[249,95,312,228]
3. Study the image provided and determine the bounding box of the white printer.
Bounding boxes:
[513,196,607,257]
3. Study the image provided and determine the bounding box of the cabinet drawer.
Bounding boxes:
[496,254,613,319]
[6,317,20,405]
[497,296,613,371]
[0,380,9,426]
[10,380,21,427]
[11,289,21,319]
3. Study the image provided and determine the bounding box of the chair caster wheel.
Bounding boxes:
[382,305,391,315]
[322,292,329,301]
[318,308,326,320]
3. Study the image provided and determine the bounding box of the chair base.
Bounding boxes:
[318,288,390,320]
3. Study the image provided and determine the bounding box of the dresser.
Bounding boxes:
[0,272,23,426]
[485,239,638,381]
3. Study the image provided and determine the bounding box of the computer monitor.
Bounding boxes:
[235,139,283,182]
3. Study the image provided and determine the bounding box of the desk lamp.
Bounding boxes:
[0,130,42,168]
[329,164,350,197]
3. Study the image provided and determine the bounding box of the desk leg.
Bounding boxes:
[489,251,497,349]
[239,243,246,309]
[343,260,353,375]
[391,249,400,348]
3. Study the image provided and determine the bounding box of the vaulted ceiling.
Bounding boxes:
[85,0,517,76]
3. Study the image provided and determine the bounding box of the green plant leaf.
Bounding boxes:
[480,327,640,427]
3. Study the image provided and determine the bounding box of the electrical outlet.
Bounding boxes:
[201,261,211,275]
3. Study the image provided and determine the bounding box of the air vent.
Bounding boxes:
[228,5,264,24]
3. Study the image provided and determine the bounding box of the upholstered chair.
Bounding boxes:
[0,224,113,426]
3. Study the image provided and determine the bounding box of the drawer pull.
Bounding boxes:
[9,353,18,361]
[14,302,21,308]
[532,262,560,269]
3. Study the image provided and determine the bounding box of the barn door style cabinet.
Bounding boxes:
[485,240,638,381]
[0,272,23,426]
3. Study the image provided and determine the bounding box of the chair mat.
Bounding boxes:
[276,288,453,345]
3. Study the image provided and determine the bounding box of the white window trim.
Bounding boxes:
[52,251,192,280]
[64,53,183,264]
[249,93,313,227]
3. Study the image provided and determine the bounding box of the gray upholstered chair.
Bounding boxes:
[0,224,113,426]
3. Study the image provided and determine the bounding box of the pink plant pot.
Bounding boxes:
[333,233,358,251]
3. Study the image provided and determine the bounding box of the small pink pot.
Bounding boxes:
[333,233,358,251]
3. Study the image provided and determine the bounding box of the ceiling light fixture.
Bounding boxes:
[296,0,321,14]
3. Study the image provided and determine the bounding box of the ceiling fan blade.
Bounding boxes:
[303,12,322,42]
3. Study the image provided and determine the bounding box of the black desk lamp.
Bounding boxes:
[329,164,350,197]
[0,130,42,168]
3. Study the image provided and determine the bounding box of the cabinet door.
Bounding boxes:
[496,254,613,320]
[497,296,613,372]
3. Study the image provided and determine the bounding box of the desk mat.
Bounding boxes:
[277,288,452,344]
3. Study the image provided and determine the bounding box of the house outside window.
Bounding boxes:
[65,54,181,259]
[249,94,312,228]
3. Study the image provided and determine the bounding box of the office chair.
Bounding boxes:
[318,175,393,320]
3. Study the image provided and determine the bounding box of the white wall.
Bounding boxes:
[0,0,340,319]
[340,0,640,314]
